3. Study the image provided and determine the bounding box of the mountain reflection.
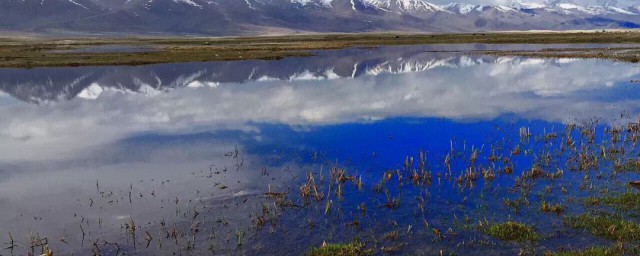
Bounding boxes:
[0,45,639,162]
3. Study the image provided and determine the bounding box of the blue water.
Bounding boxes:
[0,45,639,255]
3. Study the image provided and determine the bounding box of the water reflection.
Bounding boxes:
[1,45,640,254]
[0,44,635,103]
[0,46,639,163]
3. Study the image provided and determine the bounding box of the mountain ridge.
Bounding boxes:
[2,0,640,35]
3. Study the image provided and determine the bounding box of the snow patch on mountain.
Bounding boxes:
[290,0,333,7]
[545,1,638,15]
[394,0,450,13]
[555,3,602,15]
[444,3,517,14]
[172,0,201,8]
[443,3,479,14]
[607,6,636,15]
[359,0,451,13]
[13,0,640,16]
[67,0,89,9]
[142,0,201,8]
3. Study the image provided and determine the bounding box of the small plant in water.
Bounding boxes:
[308,241,372,256]
[483,221,539,242]
[545,243,628,256]
[384,197,400,209]
[383,230,399,241]
[540,201,565,215]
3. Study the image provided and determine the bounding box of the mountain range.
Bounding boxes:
[1,0,640,35]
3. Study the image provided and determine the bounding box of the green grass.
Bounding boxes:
[599,192,640,211]
[308,241,372,256]
[565,214,640,241]
[483,221,540,242]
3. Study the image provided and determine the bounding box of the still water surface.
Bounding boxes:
[0,45,639,255]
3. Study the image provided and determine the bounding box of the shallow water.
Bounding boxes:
[1,45,640,255]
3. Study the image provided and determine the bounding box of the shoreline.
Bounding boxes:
[2,31,640,68]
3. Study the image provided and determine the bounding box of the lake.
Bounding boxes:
[1,44,640,255]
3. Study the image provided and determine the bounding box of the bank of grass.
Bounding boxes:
[308,241,371,256]
[483,221,540,242]
[3,31,640,68]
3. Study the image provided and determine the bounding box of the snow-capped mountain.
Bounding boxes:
[357,0,451,13]
[529,0,638,15]
[1,0,640,35]
[444,3,518,14]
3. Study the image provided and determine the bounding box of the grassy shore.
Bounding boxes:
[2,31,640,68]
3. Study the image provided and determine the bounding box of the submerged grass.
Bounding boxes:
[541,201,566,215]
[612,159,640,173]
[599,192,640,211]
[547,243,640,256]
[308,241,371,256]
[483,221,539,242]
[565,214,640,241]
[547,246,622,256]
[13,115,640,254]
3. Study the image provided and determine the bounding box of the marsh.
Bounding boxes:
[1,43,640,255]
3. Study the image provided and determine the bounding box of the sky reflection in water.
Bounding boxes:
[0,45,639,254]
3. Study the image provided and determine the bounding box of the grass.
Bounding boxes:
[565,214,640,241]
[504,197,530,212]
[541,201,566,215]
[4,31,640,68]
[308,241,372,256]
[12,103,640,254]
[383,230,399,241]
[600,192,640,211]
[612,160,640,173]
[483,221,540,242]
[547,246,622,256]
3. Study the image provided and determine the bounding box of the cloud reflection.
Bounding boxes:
[0,47,638,162]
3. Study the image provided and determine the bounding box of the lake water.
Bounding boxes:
[1,45,640,255]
